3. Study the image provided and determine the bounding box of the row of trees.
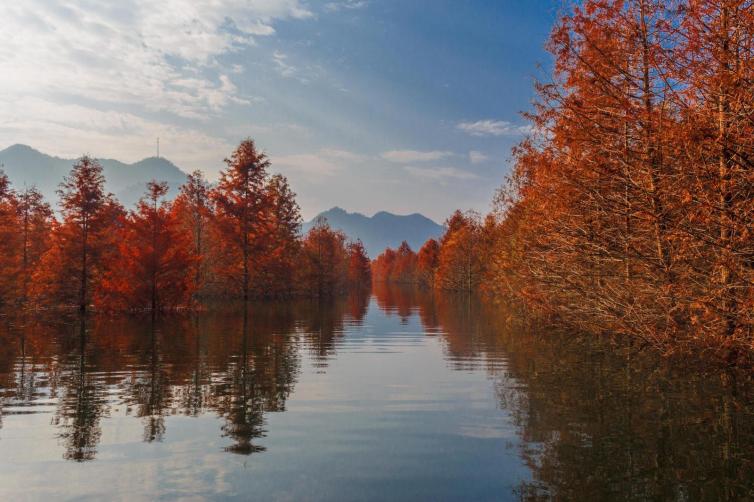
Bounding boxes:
[371,210,497,291]
[376,0,754,362]
[0,139,370,312]
[492,0,754,359]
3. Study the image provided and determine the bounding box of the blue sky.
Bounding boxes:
[0,0,558,221]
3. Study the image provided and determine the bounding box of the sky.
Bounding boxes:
[0,0,559,221]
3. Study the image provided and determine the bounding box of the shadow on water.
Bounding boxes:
[0,286,752,499]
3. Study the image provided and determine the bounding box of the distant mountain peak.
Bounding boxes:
[302,207,443,257]
[0,145,188,210]
[322,206,349,215]
[4,143,37,153]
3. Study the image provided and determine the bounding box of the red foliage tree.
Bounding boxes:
[346,239,371,288]
[299,218,348,297]
[172,170,212,299]
[33,157,123,312]
[98,181,194,311]
[417,238,440,286]
[252,174,301,297]
[436,211,482,291]
[16,186,53,303]
[0,169,19,306]
[211,139,271,302]
[371,247,397,283]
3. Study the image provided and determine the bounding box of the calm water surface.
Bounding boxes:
[1,285,753,501]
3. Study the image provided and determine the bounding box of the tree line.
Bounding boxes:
[0,139,371,313]
[371,210,495,291]
[375,0,754,365]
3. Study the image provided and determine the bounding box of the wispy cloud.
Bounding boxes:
[457,120,532,137]
[0,97,234,173]
[468,150,489,164]
[273,148,366,180]
[0,0,317,171]
[0,1,313,118]
[273,50,298,78]
[404,166,479,182]
[324,1,369,12]
[382,150,454,163]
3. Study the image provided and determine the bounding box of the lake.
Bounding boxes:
[1,285,752,501]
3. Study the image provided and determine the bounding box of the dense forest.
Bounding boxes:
[374,0,754,365]
[0,139,371,312]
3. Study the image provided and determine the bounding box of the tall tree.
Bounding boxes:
[34,157,123,312]
[0,169,19,306]
[676,0,754,336]
[436,211,482,292]
[173,171,212,299]
[346,239,371,288]
[254,174,301,297]
[393,241,418,284]
[300,218,348,297]
[16,186,53,304]
[100,181,194,311]
[211,140,270,302]
[417,238,440,286]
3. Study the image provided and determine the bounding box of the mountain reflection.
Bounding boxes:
[0,288,753,500]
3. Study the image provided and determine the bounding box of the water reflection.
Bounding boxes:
[0,288,752,500]
[372,285,754,500]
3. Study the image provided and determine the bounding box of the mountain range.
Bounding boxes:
[0,144,444,257]
[302,207,444,258]
[0,144,187,209]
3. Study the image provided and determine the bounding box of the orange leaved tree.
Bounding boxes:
[299,218,348,297]
[0,169,20,307]
[172,170,212,299]
[99,181,194,311]
[346,239,371,289]
[16,186,53,304]
[417,238,440,287]
[436,210,482,292]
[33,157,123,312]
[211,139,271,302]
[252,173,301,297]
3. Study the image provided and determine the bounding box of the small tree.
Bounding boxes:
[346,239,371,288]
[417,238,440,286]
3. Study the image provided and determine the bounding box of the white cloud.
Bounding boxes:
[457,120,532,137]
[273,51,298,78]
[0,97,234,175]
[382,150,454,163]
[271,49,327,84]
[404,166,479,182]
[469,150,489,164]
[325,1,369,12]
[0,1,313,118]
[0,0,316,172]
[272,148,366,180]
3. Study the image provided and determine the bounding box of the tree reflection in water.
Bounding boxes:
[53,317,108,462]
[0,288,752,499]
[372,285,754,501]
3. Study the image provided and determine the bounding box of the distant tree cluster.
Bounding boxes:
[372,210,497,292]
[377,1,754,364]
[0,139,370,312]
